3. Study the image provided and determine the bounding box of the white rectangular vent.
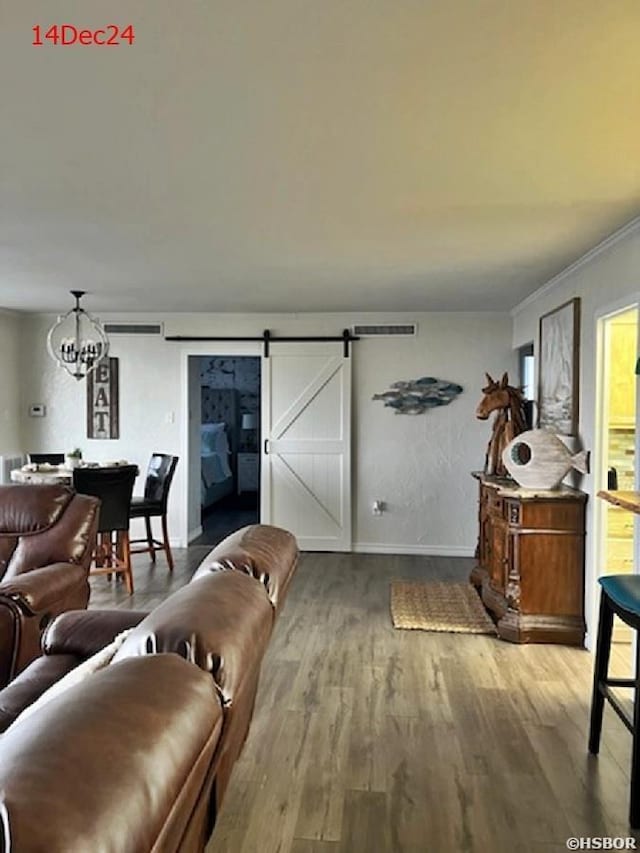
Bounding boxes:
[352,323,417,337]
[104,323,164,336]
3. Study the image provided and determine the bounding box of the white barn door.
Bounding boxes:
[261,344,351,551]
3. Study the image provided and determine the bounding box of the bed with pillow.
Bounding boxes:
[201,422,234,508]
[200,387,239,510]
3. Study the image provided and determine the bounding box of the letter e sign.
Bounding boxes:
[87,357,119,439]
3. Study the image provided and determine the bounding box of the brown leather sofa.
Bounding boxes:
[0,484,100,688]
[0,524,298,853]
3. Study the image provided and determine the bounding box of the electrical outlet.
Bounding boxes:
[372,500,385,516]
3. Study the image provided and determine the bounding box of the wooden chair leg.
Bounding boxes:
[589,592,614,754]
[162,513,174,571]
[115,530,125,563]
[121,531,134,595]
[96,532,110,568]
[145,515,155,562]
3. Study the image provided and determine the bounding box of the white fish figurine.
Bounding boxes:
[502,429,589,490]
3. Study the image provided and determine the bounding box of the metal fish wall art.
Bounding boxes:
[373,376,463,414]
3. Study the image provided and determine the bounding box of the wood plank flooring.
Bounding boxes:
[89,549,640,852]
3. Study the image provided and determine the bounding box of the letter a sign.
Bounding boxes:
[87,357,119,439]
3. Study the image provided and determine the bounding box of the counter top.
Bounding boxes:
[472,471,587,501]
[597,490,640,514]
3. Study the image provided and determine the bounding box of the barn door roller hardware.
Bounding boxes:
[164,328,359,358]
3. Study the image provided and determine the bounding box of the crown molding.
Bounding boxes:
[511,215,640,317]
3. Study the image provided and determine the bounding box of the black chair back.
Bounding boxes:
[73,466,138,533]
[27,453,65,465]
[143,455,179,510]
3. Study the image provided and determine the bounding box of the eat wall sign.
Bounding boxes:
[87,357,119,439]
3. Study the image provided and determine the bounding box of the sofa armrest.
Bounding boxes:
[0,654,80,733]
[0,563,87,615]
[43,609,149,658]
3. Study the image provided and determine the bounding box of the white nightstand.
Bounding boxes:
[237,453,259,494]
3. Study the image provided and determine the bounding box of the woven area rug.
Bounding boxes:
[390,581,497,634]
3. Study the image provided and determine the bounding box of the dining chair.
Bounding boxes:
[27,453,65,465]
[130,454,179,571]
[73,465,139,594]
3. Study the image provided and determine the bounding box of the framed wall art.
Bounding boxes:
[87,357,119,439]
[537,297,580,436]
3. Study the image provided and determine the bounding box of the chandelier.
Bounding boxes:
[47,290,110,380]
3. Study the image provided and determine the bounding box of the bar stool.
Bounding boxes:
[589,574,640,827]
[73,466,138,594]
[130,454,178,571]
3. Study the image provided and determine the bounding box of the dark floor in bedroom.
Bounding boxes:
[89,549,638,853]
[191,493,259,547]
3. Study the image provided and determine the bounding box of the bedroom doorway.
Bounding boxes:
[190,355,261,546]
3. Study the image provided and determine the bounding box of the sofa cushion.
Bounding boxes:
[0,655,223,853]
[113,570,273,705]
[192,524,298,610]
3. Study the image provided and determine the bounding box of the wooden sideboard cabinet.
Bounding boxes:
[470,472,587,645]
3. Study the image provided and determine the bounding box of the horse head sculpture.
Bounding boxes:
[476,372,527,477]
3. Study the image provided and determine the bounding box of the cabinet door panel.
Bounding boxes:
[490,520,507,593]
[518,533,584,615]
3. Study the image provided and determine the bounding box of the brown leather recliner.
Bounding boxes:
[0,485,100,687]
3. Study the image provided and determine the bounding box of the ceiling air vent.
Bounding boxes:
[352,323,417,337]
[103,323,164,336]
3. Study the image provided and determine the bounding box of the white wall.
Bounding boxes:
[187,355,202,539]
[512,219,640,645]
[0,310,22,453]
[19,311,515,554]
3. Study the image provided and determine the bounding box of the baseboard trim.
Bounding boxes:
[187,526,203,544]
[353,542,475,558]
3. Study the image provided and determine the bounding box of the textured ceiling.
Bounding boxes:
[1,0,639,314]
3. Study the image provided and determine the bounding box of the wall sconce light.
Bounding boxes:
[47,290,109,381]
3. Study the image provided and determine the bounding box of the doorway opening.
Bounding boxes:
[597,305,638,644]
[190,355,261,546]
[518,342,535,429]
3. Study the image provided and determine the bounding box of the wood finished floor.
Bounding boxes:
[89,550,639,853]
